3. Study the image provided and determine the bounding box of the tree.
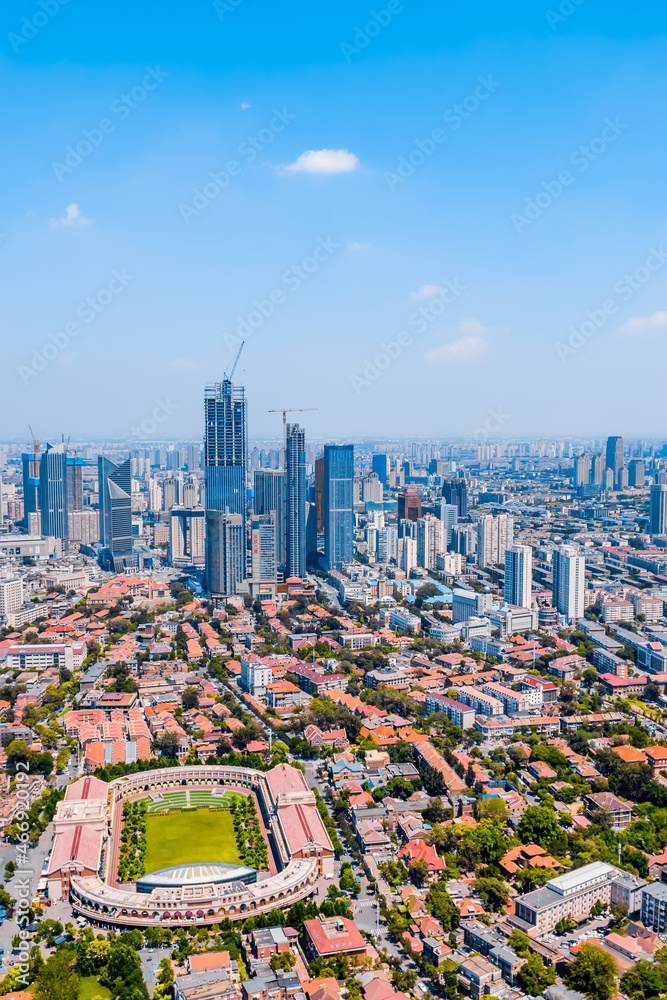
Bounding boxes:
[425,881,460,932]
[620,959,667,1000]
[153,956,175,1000]
[476,797,509,824]
[472,877,510,911]
[421,765,447,797]
[156,732,180,759]
[609,902,628,927]
[517,952,556,996]
[564,942,617,1000]
[5,739,30,770]
[270,951,296,971]
[515,867,556,893]
[517,805,559,847]
[508,928,530,956]
[33,950,80,1000]
[181,686,200,710]
[409,857,431,886]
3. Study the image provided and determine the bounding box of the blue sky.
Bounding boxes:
[2,0,667,444]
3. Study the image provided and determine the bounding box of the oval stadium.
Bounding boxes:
[45,763,335,929]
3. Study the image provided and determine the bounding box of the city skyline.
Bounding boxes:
[3,1,667,439]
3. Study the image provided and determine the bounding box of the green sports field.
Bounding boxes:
[144,788,246,813]
[144,806,243,873]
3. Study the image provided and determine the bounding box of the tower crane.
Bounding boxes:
[28,425,39,474]
[268,407,318,451]
[224,341,245,382]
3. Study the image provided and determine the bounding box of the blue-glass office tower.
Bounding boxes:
[253,469,285,572]
[21,453,40,523]
[204,378,247,595]
[98,457,134,569]
[372,453,390,486]
[323,444,354,571]
[442,477,468,517]
[285,423,306,578]
[39,444,68,538]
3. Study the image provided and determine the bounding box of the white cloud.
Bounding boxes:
[241,103,251,110]
[349,241,370,251]
[283,148,359,174]
[618,310,667,335]
[411,284,444,300]
[51,203,93,227]
[167,358,196,370]
[424,335,487,364]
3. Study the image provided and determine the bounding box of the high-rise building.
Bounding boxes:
[417,514,444,570]
[21,452,40,525]
[628,459,645,488]
[362,473,383,503]
[250,514,277,594]
[398,535,417,575]
[253,469,285,572]
[66,456,85,512]
[169,506,206,566]
[372,453,391,486]
[573,454,591,488]
[39,444,68,538]
[285,423,306,578]
[68,509,98,545]
[398,488,421,521]
[439,502,458,550]
[504,544,533,609]
[204,379,247,516]
[476,514,514,568]
[206,512,245,597]
[314,455,325,533]
[650,484,667,535]
[601,467,615,491]
[98,456,134,569]
[323,444,354,571]
[606,436,624,488]
[618,467,629,490]
[306,502,318,566]
[590,453,604,486]
[377,526,397,563]
[442,477,468,516]
[553,545,585,622]
[204,376,248,595]
[0,578,23,617]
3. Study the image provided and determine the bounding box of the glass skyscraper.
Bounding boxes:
[253,469,285,572]
[39,444,68,538]
[285,423,306,578]
[204,377,248,595]
[323,444,354,571]
[98,456,134,569]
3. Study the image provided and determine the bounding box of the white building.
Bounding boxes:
[553,545,586,622]
[417,514,444,570]
[439,502,458,550]
[398,536,417,575]
[239,654,272,697]
[0,577,23,617]
[504,545,533,609]
[476,514,514,568]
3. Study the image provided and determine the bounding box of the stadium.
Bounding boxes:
[47,763,334,929]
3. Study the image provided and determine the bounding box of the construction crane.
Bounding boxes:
[268,407,318,451]
[28,425,39,474]
[224,341,245,382]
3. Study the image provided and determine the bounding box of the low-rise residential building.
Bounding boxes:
[424,692,475,729]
